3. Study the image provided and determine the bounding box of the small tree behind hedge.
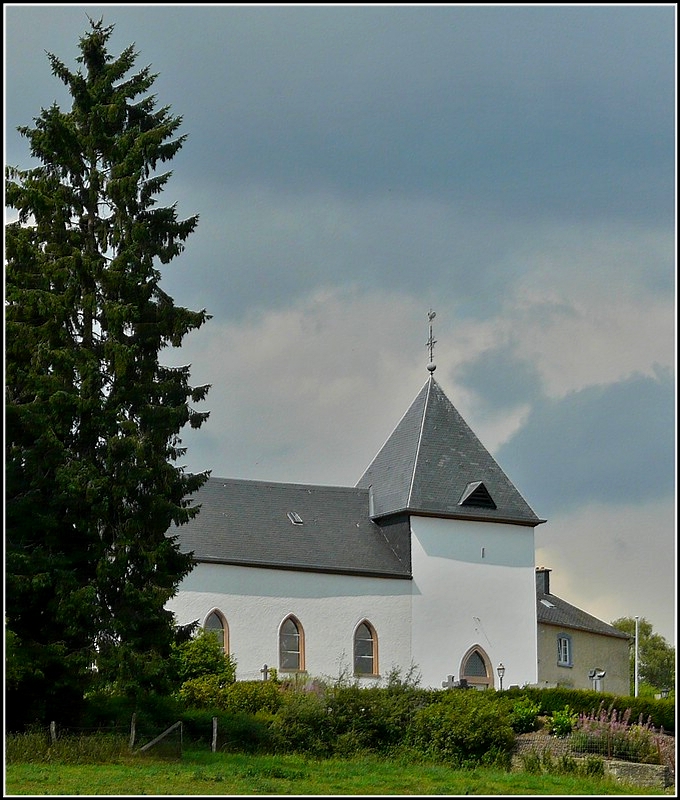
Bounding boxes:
[170,628,236,685]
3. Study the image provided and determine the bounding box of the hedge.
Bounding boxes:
[501,687,674,733]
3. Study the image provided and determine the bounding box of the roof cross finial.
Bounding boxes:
[426,309,437,373]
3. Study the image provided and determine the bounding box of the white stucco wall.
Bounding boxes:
[409,516,538,689]
[167,563,413,683]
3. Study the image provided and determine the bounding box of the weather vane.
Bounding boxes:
[426,309,437,373]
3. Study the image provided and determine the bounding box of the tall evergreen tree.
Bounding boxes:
[5,17,210,727]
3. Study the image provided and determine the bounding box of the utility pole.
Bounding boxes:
[634,616,639,697]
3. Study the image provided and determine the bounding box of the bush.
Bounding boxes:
[177,674,233,708]
[170,629,237,684]
[178,677,283,715]
[326,683,431,755]
[269,690,332,756]
[502,686,674,733]
[407,691,515,768]
[222,681,283,715]
[547,705,578,737]
[179,707,273,753]
[509,697,541,733]
[80,689,183,733]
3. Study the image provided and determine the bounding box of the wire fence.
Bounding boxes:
[7,718,675,783]
[514,731,675,778]
[5,716,184,763]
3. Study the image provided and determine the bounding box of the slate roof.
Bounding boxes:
[172,477,410,579]
[537,591,631,640]
[356,376,544,526]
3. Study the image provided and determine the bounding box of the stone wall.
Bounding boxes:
[512,733,674,790]
[603,759,672,790]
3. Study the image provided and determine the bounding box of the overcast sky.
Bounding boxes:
[5,4,676,647]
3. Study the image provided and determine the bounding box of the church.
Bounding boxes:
[167,347,549,690]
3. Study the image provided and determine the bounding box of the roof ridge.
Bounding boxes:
[208,476,371,494]
[537,590,630,638]
[407,376,433,507]
[355,381,430,489]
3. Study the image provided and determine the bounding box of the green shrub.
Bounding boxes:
[178,677,283,715]
[221,680,283,715]
[80,689,183,733]
[325,683,428,755]
[407,691,515,767]
[178,707,273,753]
[502,686,674,733]
[170,628,237,684]
[269,690,332,756]
[177,707,216,745]
[547,705,578,737]
[509,697,541,733]
[177,674,232,709]
[216,711,274,753]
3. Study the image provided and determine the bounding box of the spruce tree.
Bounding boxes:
[5,18,210,725]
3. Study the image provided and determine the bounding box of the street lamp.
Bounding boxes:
[497,662,505,691]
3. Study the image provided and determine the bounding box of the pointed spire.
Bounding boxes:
[426,309,437,374]
[357,377,543,526]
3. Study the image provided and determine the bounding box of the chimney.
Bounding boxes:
[535,566,551,595]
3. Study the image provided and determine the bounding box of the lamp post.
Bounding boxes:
[497,662,505,691]
[634,616,639,698]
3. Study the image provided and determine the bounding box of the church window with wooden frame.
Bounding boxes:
[354,620,378,676]
[204,609,229,653]
[279,615,305,671]
[460,646,493,689]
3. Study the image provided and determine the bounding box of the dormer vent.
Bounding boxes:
[287,511,303,525]
[458,481,497,509]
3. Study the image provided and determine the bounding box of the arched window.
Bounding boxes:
[204,609,229,653]
[279,615,305,672]
[460,646,493,689]
[354,620,378,677]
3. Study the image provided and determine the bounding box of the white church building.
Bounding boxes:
[167,364,547,690]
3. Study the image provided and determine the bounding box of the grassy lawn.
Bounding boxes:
[4,749,668,795]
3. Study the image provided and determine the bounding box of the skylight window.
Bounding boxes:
[540,599,555,608]
[287,511,303,525]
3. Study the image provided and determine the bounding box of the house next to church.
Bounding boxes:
[167,362,630,694]
[535,567,631,695]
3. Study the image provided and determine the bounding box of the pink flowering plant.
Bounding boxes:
[570,702,662,764]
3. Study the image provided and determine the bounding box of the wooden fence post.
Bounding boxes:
[129,712,136,750]
[212,716,217,753]
[50,721,57,744]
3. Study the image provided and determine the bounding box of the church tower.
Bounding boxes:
[356,312,544,688]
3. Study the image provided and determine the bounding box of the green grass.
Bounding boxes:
[4,749,668,795]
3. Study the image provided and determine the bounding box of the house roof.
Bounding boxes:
[356,375,544,526]
[172,477,410,579]
[537,590,631,640]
